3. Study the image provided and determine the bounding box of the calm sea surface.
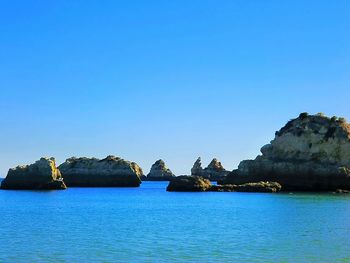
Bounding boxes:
[0,181,350,262]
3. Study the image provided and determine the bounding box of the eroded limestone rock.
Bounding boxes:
[145,159,175,181]
[58,155,143,187]
[166,176,212,192]
[221,113,350,191]
[191,157,229,181]
[166,176,281,193]
[1,157,67,190]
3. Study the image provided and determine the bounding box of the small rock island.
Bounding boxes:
[220,113,350,191]
[58,155,143,187]
[1,157,67,190]
[143,159,175,181]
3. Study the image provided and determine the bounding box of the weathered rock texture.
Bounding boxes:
[191,157,203,176]
[58,155,143,187]
[234,181,282,193]
[191,157,229,181]
[166,176,281,193]
[144,159,175,181]
[167,176,212,192]
[221,113,350,191]
[210,181,281,193]
[1,157,67,190]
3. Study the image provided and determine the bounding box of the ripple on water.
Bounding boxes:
[1,182,350,262]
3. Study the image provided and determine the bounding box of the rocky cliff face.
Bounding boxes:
[1,157,67,190]
[145,159,175,181]
[58,155,143,187]
[222,113,350,191]
[191,157,229,181]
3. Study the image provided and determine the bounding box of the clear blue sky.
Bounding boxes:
[1,0,350,176]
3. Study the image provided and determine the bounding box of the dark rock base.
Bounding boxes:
[1,179,67,190]
[166,176,211,192]
[62,174,141,187]
[167,176,281,193]
[219,160,350,191]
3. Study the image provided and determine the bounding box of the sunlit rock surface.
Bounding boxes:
[144,159,175,181]
[1,157,66,190]
[59,155,143,187]
[221,113,350,191]
[191,157,229,181]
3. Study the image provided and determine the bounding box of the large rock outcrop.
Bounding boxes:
[191,157,229,181]
[1,157,67,190]
[58,155,143,187]
[167,176,281,192]
[221,113,350,191]
[144,159,175,181]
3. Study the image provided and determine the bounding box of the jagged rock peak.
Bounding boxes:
[206,158,225,171]
[191,157,203,176]
[193,157,202,168]
[147,159,175,179]
[191,157,228,180]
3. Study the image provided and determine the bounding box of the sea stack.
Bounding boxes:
[58,155,143,187]
[191,157,203,176]
[221,113,350,191]
[145,159,175,181]
[1,157,67,190]
[191,157,229,181]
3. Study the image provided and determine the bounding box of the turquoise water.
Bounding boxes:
[1,181,350,262]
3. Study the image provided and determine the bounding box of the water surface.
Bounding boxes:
[1,182,350,262]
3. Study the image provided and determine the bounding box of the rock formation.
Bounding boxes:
[204,158,229,180]
[210,181,281,193]
[233,181,282,193]
[1,157,67,190]
[191,157,203,176]
[221,113,350,191]
[58,155,143,187]
[166,176,281,192]
[191,157,229,181]
[144,159,175,181]
[166,176,212,192]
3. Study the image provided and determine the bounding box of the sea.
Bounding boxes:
[0,181,350,262]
